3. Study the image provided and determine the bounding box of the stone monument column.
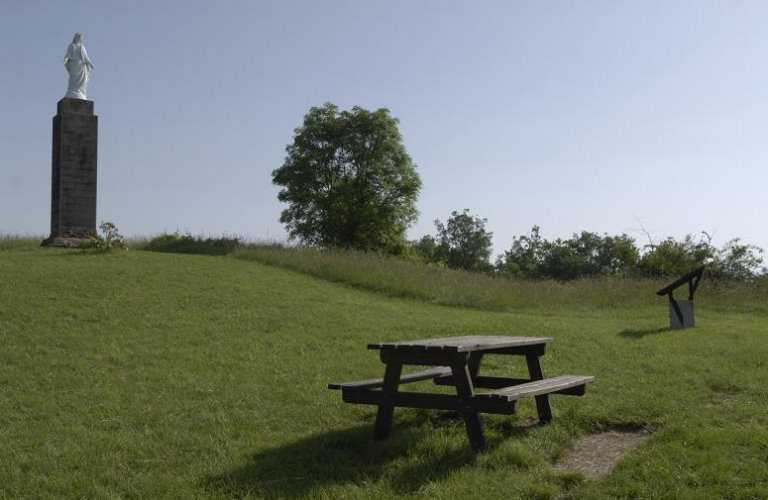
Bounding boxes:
[43,33,97,247]
[42,99,98,246]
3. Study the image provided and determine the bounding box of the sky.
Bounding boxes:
[1,1,767,257]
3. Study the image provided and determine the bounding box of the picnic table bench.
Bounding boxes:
[329,335,594,452]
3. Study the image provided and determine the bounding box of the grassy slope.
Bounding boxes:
[232,245,768,316]
[1,247,767,499]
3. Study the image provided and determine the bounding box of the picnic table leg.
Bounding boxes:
[468,352,484,383]
[373,362,403,440]
[525,349,553,424]
[450,362,486,453]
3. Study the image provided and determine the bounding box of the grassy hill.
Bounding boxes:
[1,242,767,499]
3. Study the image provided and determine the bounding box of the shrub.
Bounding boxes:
[497,227,638,280]
[81,221,127,252]
[144,233,241,256]
[497,227,764,281]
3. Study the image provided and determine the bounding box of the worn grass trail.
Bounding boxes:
[1,247,767,499]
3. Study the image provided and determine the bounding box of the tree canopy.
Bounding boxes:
[414,209,493,272]
[436,209,493,271]
[272,103,421,252]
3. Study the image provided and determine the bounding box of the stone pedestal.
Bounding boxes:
[42,98,98,247]
[670,300,695,329]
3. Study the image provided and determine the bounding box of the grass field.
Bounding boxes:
[232,244,768,315]
[2,242,768,499]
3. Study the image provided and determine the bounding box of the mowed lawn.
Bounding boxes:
[1,247,767,499]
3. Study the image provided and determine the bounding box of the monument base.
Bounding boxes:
[45,98,98,246]
[41,237,87,247]
[41,231,96,247]
[669,300,695,329]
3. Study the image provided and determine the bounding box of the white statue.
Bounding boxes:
[64,33,93,100]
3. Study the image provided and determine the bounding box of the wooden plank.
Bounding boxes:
[450,361,487,453]
[328,366,451,390]
[468,352,484,381]
[555,385,588,396]
[491,344,548,356]
[368,335,554,353]
[525,350,552,423]
[373,363,402,440]
[379,349,466,366]
[477,375,595,402]
[344,390,465,411]
[340,389,519,415]
[656,265,705,296]
[434,375,533,389]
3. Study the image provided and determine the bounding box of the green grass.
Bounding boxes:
[1,242,768,499]
[234,244,768,315]
[0,234,43,251]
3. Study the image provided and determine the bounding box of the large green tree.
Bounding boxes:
[272,103,421,251]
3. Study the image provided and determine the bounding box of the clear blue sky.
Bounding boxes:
[2,1,767,257]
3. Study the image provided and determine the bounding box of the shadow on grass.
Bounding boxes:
[618,327,670,339]
[205,418,526,498]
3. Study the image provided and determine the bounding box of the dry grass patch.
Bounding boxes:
[553,428,649,479]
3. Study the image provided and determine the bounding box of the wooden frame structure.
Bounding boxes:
[656,265,705,326]
[329,336,594,452]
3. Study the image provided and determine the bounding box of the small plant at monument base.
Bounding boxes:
[82,221,127,251]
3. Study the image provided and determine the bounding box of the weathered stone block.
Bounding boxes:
[42,98,98,247]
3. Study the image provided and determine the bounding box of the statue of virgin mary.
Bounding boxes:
[64,33,94,100]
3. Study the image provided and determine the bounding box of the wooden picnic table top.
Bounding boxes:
[367,335,554,353]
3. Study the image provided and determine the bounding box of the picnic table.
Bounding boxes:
[329,335,594,452]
